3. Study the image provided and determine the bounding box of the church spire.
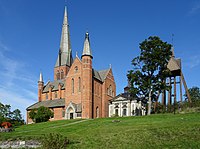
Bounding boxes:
[171,46,175,58]
[39,72,43,82]
[82,32,93,59]
[55,6,73,67]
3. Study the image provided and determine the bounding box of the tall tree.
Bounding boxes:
[128,36,172,115]
[185,86,200,102]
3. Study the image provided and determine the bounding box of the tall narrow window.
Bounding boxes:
[115,109,119,116]
[61,70,64,79]
[46,93,48,100]
[55,92,58,99]
[96,107,99,118]
[123,109,127,116]
[78,77,81,92]
[109,85,112,96]
[72,78,74,93]
[57,71,60,80]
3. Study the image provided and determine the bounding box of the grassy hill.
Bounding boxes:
[1,113,200,149]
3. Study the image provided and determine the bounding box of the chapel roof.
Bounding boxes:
[43,79,65,93]
[26,98,65,110]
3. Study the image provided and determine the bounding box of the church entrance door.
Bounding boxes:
[70,113,73,119]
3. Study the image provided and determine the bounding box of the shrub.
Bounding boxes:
[41,133,69,149]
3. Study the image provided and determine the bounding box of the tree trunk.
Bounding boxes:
[148,90,152,115]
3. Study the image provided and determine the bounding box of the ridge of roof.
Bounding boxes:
[26,98,65,110]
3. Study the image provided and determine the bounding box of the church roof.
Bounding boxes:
[93,68,110,82]
[43,80,65,93]
[98,69,110,80]
[26,98,65,110]
[55,6,73,67]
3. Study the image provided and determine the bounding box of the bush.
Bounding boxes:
[41,133,69,149]
[29,106,54,123]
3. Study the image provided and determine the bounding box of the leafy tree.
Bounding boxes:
[185,87,200,102]
[12,109,23,121]
[29,106,54,123]
[128,36,172,115]
[0,102,24,126]
[184,86,200,107]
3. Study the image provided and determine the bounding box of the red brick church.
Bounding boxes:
[26,7,116,124]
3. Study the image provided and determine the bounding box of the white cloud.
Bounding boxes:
[185,54,200,69]
[188,2,200,16]
[0,41,38,118]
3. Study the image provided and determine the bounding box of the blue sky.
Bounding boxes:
[0,0,200,118]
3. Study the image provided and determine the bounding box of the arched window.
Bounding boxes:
[75,66,78,73]
[72,78,74,93]
[57,71,60,80]
[61,70,64,79]
[78,77,81,92]
[96,106,99,118]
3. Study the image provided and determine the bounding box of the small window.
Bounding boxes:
[78,77,81,92]
[109,85,112,96]
[62,110,65,117]
[46,93,48,100]
[96,107,99,118]
[57,72,60,80]
[61,70,64,79]
[77,113,82,117]
[72,78,74,93]
[115,109,118,116]
[75,66,78,73]
[55,92,58,99]
[51,108,54,118]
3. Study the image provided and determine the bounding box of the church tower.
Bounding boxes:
[38,72,44,102]
[81,32,93,118]
[54,7,73,80]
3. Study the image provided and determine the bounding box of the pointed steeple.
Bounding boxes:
[55,6,73,67]
[171,46,175,58]
[82,32,93,59]
[39,72,43,82]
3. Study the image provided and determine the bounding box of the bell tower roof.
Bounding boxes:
[82,32,93,59]
[38,72,43,82]
[55,6,73,67]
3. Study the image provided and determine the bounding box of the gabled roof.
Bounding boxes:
[43,79,65,93]
[167,57,181,71]
[93,68,110,82]
[26,98,65,110]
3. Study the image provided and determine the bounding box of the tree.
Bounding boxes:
[12,109,23,121]
[29,106,54,123]
[128,36,172,115]
[184,87,200,107]
[0,102,24,126]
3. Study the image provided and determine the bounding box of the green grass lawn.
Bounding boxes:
[1,113,200,149]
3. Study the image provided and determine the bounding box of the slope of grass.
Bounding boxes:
[1,113,200,149]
